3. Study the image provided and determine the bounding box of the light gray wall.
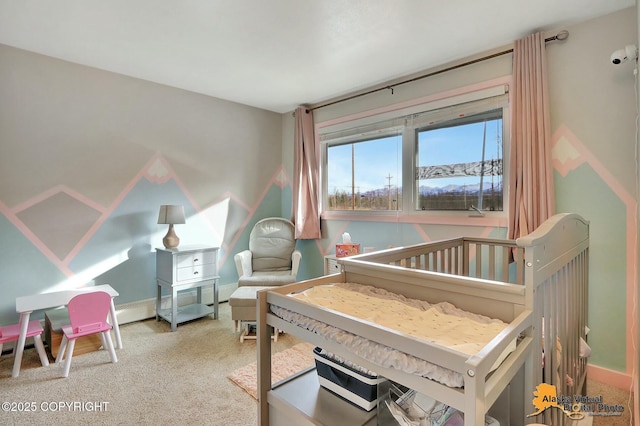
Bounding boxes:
[0,44,282,210]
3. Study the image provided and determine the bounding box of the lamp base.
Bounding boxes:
[162,224,180,249]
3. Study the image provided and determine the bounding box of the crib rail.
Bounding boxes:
[533,246,589,426]
[351,237,526,284]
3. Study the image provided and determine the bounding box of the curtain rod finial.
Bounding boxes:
[556,30,569,41]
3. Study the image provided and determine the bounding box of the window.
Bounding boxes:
[416,109,503,211]
[327,133,402,211]
[321,84,509,217]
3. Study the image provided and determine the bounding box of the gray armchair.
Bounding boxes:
[234,217,301,286]
[230,217,301,342]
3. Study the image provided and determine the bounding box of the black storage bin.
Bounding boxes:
[314,347,385,411]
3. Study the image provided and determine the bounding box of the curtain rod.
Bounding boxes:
[305,30,569,113]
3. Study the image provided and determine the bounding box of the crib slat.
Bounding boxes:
[463,241,470,277]
[445,248,454,274]
[502,246,510,283]
[488,245,496,280]
[516,248,524,285]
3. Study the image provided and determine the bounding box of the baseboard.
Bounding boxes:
[115,283,238,325]
[587,364,632,390]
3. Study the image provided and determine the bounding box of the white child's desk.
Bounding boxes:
[12,284,122,377]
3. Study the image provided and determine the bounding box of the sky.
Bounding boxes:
[327,135,402,194]
[327,117,502,194]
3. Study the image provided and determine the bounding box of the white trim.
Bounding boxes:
[319,84,508,137]
[586,364,633,390]
[318,78,511,221]
[114,283,237,325]
[315,76,512,131]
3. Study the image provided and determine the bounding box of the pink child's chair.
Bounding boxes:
[55,291,118,378]
[0,320,49,369]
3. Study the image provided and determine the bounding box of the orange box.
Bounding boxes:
[336,244,360,258]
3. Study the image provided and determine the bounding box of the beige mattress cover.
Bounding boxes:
[291,284,508,357]
[272,282,516,387]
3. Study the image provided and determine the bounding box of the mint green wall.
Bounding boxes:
[556,167,627,371]
[0,217,68,324]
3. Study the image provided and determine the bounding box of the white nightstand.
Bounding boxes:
[155,245,219,331]
[324,254,342,275]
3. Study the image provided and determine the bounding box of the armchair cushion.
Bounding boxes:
[249,218,296,272]
[238,272,296,287]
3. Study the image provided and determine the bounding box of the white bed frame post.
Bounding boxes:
[464,368,486,426]
[521,240,543,425]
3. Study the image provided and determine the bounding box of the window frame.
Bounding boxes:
[318,80,511,225]
[325,130,404,213]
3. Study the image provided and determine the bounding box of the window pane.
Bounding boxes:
[327,135,401,210]
[416,110,503,211]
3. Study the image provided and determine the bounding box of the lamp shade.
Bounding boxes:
[157,205,186,225]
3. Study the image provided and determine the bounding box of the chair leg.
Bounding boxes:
[62,339,76,378]
[237,323,280,342]
[55,336,68,363]
[239,323,250,343]
[33,335,49,367]
[102,331,117,364]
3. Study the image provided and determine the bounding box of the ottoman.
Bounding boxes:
[228,286,278,343]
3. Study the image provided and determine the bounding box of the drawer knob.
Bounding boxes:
[193,258,199,262]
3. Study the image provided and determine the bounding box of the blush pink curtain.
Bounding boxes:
[508,32,555,241]
[293,107,321,239]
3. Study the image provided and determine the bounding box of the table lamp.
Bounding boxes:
[157,205,186,249]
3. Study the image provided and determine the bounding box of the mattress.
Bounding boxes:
[270,282,516,387]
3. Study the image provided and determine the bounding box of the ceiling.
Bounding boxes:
[0,0,635,113]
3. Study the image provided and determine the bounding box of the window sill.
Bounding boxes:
[321,210,508,228]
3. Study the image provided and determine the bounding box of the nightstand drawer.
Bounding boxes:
[176,251,215,268]
[325,257,341,274]
[176,263,216,282]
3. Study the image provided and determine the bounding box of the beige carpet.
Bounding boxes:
[0,302,304,426]
[227,342,315,399]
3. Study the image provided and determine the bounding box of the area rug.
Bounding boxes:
[228,342,316,400]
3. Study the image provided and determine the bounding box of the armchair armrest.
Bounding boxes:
[291,250,302,278]
[234,250,253,278]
